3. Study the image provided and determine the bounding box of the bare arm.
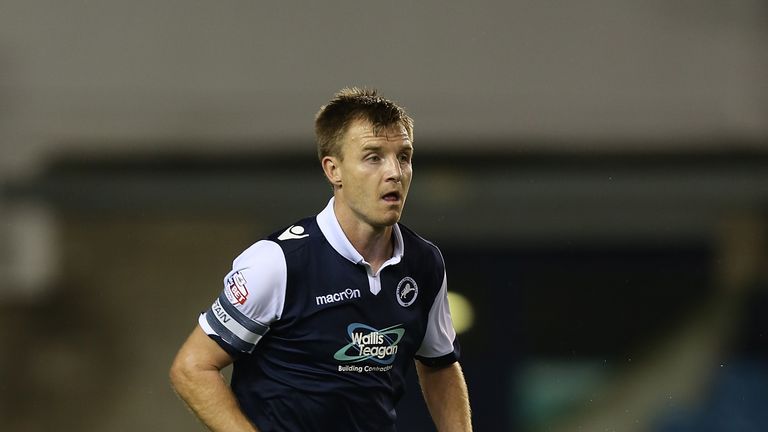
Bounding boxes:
[416,361,473,432]
[170,326,259,432]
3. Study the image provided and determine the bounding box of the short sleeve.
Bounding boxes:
[198,240,287,354]
[415,271,460,367]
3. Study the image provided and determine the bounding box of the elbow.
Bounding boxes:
[169,328,233,394]
[169,353,192,393]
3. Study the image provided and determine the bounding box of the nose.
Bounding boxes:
[385,156,402,183]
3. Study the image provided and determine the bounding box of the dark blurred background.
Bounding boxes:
[1,2,767,431]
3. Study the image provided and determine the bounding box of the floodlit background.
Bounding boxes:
[1,1,767,431]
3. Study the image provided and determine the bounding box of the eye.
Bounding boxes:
[366,154,381,163]
[399,153,412,163]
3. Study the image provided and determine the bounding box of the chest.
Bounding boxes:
[269,250,437,365]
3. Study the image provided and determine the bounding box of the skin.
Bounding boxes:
[416,361,473,432]
[170,327,258,432]
[170,118,472,431]
[320,119,413,273]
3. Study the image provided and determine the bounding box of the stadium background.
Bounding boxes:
[1,1,767,431]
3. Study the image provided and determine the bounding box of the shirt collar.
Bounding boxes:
[316,197,404,266]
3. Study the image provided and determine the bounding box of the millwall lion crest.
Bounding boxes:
[396,277,418,307]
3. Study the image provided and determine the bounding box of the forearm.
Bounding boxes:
[416,361,473,432]
[171,363,258,432]
[170,327,259,432]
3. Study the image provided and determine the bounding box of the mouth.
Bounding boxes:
[381,191,402,203]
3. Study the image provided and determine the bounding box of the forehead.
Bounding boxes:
[342,119,412,150]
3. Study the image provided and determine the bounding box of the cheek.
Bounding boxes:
[402,166,413,183]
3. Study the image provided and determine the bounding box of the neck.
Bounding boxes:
[349,226,393,271]
[334,202,394,272]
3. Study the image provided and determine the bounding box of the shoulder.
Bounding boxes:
[398,223,445,268]
[227,239,288,318]
[232,238,285,269]
[264,216,320,255]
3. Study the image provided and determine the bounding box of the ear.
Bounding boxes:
[321,156,343,187]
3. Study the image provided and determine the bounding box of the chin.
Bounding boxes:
[380,212,402,226]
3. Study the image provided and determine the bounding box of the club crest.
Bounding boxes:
[396,277,418,307]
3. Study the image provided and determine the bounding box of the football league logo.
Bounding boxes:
[396,277,418,307]
[227,271,249,305]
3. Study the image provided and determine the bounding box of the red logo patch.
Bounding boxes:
[227,271,249,305]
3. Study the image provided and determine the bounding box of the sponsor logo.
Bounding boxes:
[226,271,249,305]
[277,225,309,241]
[338,364,393,373]
[396,277,418,307]
[333,323,405,365]
[316,288,361,306]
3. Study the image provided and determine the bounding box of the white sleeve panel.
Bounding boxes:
[225,240,287,323]
[198,240,287,352]
[416,272,457,358]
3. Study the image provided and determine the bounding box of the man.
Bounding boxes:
[170,88,472,431]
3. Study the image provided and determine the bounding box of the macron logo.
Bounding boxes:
[316,288,361,306]
[278,225,309,241]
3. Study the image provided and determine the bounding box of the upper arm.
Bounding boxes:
[415,361,472,431]
[415,270,460,367]
[415,359,462,381]
[199,240,287,355]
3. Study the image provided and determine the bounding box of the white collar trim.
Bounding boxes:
[316,197,404,268]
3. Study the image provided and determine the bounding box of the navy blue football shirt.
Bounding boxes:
[199,198,460,431]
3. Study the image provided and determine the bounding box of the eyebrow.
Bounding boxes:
[360,144,414,156]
